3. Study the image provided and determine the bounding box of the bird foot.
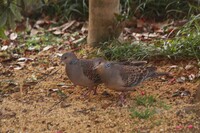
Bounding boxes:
[79,88,97,99]
[93,88,97,95]
[117,92,127,106]
[79,89,91,99]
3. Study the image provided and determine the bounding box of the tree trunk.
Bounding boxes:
[87,0,120,47]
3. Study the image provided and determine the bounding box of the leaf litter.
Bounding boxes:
[0,18,200,132]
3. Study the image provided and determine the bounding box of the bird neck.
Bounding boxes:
[69,59,78,65]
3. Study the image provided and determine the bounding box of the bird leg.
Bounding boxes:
[118,92,127,106]
[92,86,97,95]
[81,86,97,98]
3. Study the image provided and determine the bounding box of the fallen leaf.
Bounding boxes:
[30,29,39,36]
[42,46,53,51]
[13,64,24,70]
[56,53,63,57]
[9,33,18,40]
[61,20,76,32]
[81,22,88,33]
[185,64,194,70]
[176,77,186,83]
[35,19,45,25]
[47,67,55,71]
[17,57,33,62]
[53,30,63,35]
[1,46,8,51]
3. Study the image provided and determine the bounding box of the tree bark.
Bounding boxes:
[87,0,120,47]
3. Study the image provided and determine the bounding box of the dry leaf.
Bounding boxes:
[61,20,76,32]
[10,33,18,40]
[42,46,53,51]
[53,30,63,35]
[30,29,39,36]
[1,46,8,51]
[17,57,33,62]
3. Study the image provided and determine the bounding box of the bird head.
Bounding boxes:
[93,59,111,71]
[60,52,77,64]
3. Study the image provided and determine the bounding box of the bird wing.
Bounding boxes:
[118,65,156,87]
[80,59,102,84]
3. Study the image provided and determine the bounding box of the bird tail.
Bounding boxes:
[154,72,169,77]
[147,67,169,78]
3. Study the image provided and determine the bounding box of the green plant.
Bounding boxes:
[155,14,200,61]
[130,96,170,120]
[133,0,200,20]
[93,40,158,61]
[158,101,171,110]
[0,0,22,38]
[135,95,156,107]
[120,0,134,19]
[42,0,89,20]
[130,108,155,119]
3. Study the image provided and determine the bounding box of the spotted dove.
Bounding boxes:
[93,61,168,105]
[61,52,104,96]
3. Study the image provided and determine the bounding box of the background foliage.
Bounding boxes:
[0,0,200,60]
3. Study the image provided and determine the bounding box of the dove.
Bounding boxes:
[93,60,168,105]
[61,52,105,97]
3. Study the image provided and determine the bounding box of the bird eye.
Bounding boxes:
[105,63,111,68]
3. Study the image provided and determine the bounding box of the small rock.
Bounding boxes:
[172,88,191,97]
[185,64,194,70]
[188,74,195,81]
[176,77,186,83]
[1,45,8,51]
[180,90,191,97]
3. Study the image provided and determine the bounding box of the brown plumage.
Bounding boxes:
[93,61,168,105]
[61,52,104,96]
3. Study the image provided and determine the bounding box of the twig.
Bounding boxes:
[26,67,49,75]
[33,68,60,88]
[45,97,67,114]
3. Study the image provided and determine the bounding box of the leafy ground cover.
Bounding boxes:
[0,18,200,132]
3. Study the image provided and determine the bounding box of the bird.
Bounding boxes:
[61,52,105,97]
[93,60,168,105]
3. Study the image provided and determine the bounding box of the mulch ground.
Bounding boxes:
[0,50,200,133]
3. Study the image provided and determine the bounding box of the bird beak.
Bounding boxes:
[60,60,64,65]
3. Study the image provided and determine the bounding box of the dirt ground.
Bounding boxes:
[1,50,200,133]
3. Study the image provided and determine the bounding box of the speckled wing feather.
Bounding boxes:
[80,59,102,84]
[118,65,157,87]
